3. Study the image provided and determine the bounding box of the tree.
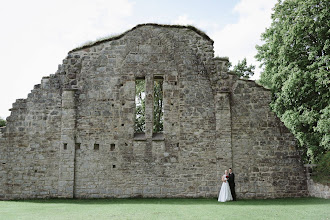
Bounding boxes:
[233,58,255,79]
[256,0,330,162]
[134,79,164,133]
[135,80,146,133]
[153,80,163,133]
[0,118,6,127]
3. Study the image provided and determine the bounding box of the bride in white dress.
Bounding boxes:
[218,170,233,202]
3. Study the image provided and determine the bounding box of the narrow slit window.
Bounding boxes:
[94,144,99,150]
[110,144,115,151]
[63,143,67,150]
[135,78,146,133]
[153,76,164,133]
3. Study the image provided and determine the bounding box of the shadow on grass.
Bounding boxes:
[7,197,329,206]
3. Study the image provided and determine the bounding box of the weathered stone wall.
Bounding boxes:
[0,76,63,199]
[305,165,330,199]
[0,24,308,200]
[0,127,6,198]
[67,25,218,198]
[307,179,330,199]
[230,79,307,198]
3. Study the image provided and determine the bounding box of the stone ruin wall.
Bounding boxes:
[0,24,308,200]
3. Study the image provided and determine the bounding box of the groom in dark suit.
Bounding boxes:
[228,168,236,201]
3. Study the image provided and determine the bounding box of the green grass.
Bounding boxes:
[0,197,329,220]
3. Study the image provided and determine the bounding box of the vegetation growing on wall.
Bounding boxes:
[71,23,212,53]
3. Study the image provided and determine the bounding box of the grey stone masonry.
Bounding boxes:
[0,24,308,199]
[59,89,77,198]
[305,164,330,199]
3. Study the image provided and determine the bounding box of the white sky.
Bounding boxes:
[0,0,277,119]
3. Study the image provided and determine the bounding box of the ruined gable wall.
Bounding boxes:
[0,75,64,199]
[66,25,221,198]
[0,24,308,199]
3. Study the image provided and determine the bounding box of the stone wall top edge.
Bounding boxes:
[213,57,229,61]
[69,23,214,54]
[6,67,64,121]
[227,72,270,91]
[304,164,317,168]
[63,88,78,91]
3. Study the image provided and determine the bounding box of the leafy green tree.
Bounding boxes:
[256,0,330,162]
[233,58,255,79]
[135,80,146,133]
[153,80,163,133]
[134,79,164,133]
[312,151,330,185]
[0,118,6,127]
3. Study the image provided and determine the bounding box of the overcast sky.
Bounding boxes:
[0,0,277,119]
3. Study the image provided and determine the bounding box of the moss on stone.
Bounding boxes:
[70,23,212,53]
[214,56,229,61]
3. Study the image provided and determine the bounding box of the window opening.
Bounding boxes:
[153,76,164,133]
[135,78,146,133]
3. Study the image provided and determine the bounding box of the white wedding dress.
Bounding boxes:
[218,175,233,202]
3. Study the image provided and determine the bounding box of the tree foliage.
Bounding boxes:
[153,80,164,133]
[135,80,146,133]
[0,118,6,127]
[233,58,255,79]
[256,0,330,162]
[134,79,164,133]
[312,151,330,185]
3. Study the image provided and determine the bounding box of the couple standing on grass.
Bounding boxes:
[218,168,236,202]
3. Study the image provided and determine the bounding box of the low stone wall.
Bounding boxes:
[305,164,330,199]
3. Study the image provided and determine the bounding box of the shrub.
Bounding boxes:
[312,152,330,186]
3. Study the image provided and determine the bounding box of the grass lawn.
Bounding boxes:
[0,197,329,220]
